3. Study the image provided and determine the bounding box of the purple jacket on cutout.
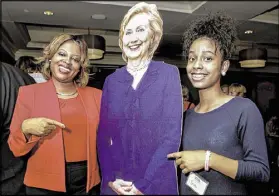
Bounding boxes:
[97,61,182,195]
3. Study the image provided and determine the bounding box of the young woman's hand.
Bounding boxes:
[168,150,206,174]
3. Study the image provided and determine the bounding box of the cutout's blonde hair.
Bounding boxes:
[36,34,89,87]
[119,2,163,62]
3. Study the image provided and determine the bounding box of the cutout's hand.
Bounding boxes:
[109,179,133,195]
[125,185,144,195]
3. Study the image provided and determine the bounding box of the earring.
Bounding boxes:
[221,72,226,76]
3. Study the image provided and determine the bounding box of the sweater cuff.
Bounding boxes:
[235,160,243,180]
[236,160,251,181]
[236,160,270,182]
[134,178,155,195]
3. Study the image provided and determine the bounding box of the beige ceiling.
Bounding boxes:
[1,1,279,67]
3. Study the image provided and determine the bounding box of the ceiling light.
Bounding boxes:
[83,35,106,60]
[24,9,29,13]
[44,11,54,16]
[239,48,267,68]
[91,14,106,20]
[244,30,253,34]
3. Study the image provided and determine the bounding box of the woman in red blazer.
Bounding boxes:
[8,34,101,195]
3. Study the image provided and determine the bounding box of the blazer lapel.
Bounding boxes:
[32,79,63,141]
[76,87,91,118]
[138,61,159,93]
[35,79,61,123]
[116,67,133,83]
[114,61,159,93]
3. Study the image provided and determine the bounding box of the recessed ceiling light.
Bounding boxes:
[24,9,29,13]
[244,30,253,34]
[91,14,106,20]
[44,11,54,16]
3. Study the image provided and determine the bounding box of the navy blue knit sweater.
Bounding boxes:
[181,97,270,195]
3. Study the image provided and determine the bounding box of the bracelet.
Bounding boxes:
[205,150,211,171]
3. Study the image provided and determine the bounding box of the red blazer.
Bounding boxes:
[8,80,102,192]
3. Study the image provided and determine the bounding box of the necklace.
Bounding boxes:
[127,60,150,73]
[127,64,148,72]
[56,91,77,96]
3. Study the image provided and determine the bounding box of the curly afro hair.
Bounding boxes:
[182,11,238,61]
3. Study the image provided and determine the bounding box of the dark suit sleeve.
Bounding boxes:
[1,62,35,145]
[1,63,36,191]
[134,65,183,194]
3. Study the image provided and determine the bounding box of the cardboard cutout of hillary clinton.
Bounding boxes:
[97,2,182,195]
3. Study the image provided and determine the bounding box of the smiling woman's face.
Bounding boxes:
[122,13,152,61]
[186,37,227,90]
[50,40,81,84]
